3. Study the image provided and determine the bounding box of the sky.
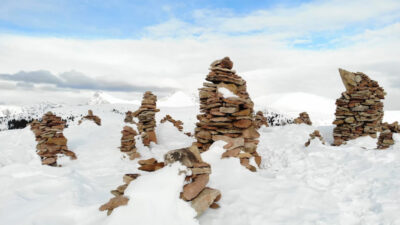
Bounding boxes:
[0,0,400,109]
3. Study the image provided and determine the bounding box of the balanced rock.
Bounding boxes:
[132,91,160,146]
[294,112,312,125]
[194,57,261,171]
[30,112,76,166]
[333,69,385,146]
[254,111,269,129]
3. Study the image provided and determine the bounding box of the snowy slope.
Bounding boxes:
[0,104,400,225]
[88,91,141,105]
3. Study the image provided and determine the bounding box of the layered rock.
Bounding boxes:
[138,157,165,172]
[254,111,269,129]
[333,69,385,146]
[194,57,260,171]
[377,122,399,149]
[30,112,76,166]
[120,126,140,160]
[305,130,326,147]
[164,144,221,216]
[132,91,160,146]
[294,112,312,125]
[160,114,184,131]
[124,111,135,124]
[78,110,101,126]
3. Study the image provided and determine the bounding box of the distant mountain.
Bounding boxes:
[158,91,196,107]
[87,91,140,105]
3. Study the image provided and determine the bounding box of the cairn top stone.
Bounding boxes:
[210,57,233,70]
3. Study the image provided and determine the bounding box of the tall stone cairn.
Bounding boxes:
[194,57,261,171]
[30,112,77,166]
[333,68,385,146]
[133,91,160,146]
[120,126,140,160]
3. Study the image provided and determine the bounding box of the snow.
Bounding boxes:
[217,87,237,98]
[0,103,400,225]
[88,91,140,105]
[158,91,196,107]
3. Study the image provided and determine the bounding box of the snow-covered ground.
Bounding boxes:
[1,92,400,225]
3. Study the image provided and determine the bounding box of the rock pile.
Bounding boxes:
[377,122,399,149]
[120,126,140,160]
[254,111,269,129]
[138,158,165,172]
[305,130,326,147]
[194,57,260,171]
[124,111,137,124]
[30,112,77,166]
[294,112,312,125]
[132,91,159,146]
[164,144,221,216]
[333,69,385,146]
[160,114,184,131]
[100,173,140,215]
[78,110,101,126]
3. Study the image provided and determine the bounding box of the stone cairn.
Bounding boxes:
[160,114,192,136]
[30,112,77,166]
[100,144,220,217]
[124,111,137,124]
[119,126,140,160]
[165,144,221,216]
[78,110,101,126]
[254,111,269,129]
[333,68,385,146]
[377,122,399,149]
[194,57,261,171]
[132,91,160,146]
[305,130,326,147]
[294,112,312,125]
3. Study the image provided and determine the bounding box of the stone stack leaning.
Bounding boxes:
[120,126,140,160]
[160,114,184,131]
[194,57,261,171]
[333,69,385,146]
[377,122,399,149]
[133,91,160,146]
[294,112,312,125]
[30,112,77,166]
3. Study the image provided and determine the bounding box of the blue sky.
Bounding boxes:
[0,0,311,38]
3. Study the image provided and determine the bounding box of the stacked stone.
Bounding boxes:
[30,112,76,166]
[164,144,221,216]
[100,173,140,215]
[124,111,137,124]
[194,57,260,171]
[120,126,140,160]
[254,111,269,129]
[160,115,184,131]
[132,91,160,146]
[294,112,312,125]
[377,122,399,149]
[333,69,385,146]
[305,130,326,147]
[137,157,165,172]
[79,110,101,126]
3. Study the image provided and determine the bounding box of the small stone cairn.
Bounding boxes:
[333,69,385,146]
[294,112,312,125]
[124,111,137,124]
[120,126,140,160]
[160,114,192,136]
[30,112,76,166]
[194,57,261,171]
[78,110,101,126]
[254,111,269,129]
[305,130,326,147]
[164,144,221,216]
[377,122,399,149]
[132,91,160,146]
